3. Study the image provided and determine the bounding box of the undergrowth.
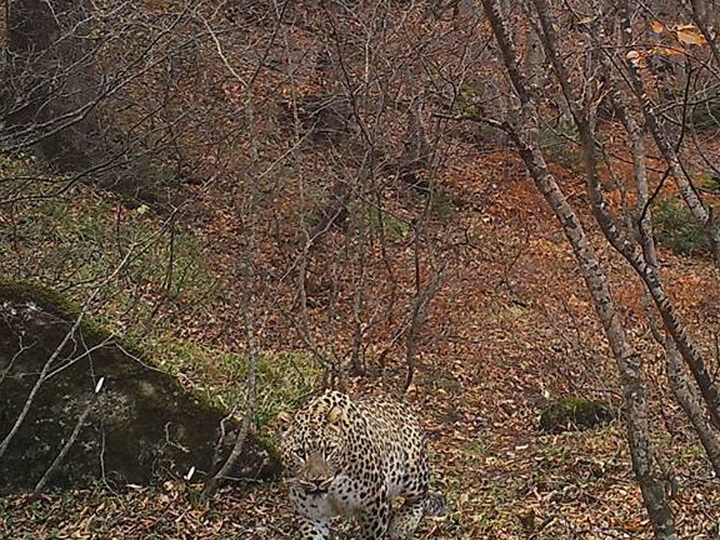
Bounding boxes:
[0,153,321,429]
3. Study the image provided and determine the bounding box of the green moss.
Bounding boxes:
[0,277,76,315]
[539,397,614,433]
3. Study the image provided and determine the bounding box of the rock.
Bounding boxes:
[0,280,281,494]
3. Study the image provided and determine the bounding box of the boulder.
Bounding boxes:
[0,280,280,494]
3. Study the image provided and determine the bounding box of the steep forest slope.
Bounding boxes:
[2,0,720,538]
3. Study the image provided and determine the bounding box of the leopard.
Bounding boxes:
[277,390,447,540]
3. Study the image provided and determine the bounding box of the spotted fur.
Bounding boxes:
[278,390,446,540]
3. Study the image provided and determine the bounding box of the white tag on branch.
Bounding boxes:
[184,466,196,481]
[95,377,105,394]
[626,50,644,67]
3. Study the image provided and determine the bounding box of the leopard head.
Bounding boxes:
[277,392,351,494]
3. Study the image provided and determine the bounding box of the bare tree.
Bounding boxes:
[464,0,720,535]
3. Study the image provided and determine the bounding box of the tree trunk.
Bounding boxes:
[479,0,678,536]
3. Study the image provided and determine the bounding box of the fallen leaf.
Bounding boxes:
[675,24,707,46]
[650,20,664,33]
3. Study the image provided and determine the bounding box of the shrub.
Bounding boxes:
[653,198,713,256]
[538,122,583,169]
[690,89,720,130]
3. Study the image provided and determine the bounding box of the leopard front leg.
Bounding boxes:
[388,498,424,540]
[288,485,333,539]
[297,516,331,540]
[357,489,391,540]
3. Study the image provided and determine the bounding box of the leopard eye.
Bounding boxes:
[292,449,306,462]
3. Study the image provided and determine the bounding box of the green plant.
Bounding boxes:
[148,339,321,430]
[366,206,410,239]
[653,198,713,256]
[537,122,586,170]
[301,210,322,227]
[454,84,482,117]
[0,151,36,176]
[690,89,720,130]
[430,189,456,218]
[254,351,321,428]
[0,181,216,328]
[698,173,720,193]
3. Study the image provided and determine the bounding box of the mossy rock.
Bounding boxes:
[0,278,83,320]
[0,279,280,494]
[0,278,107,342]
[539,397,614,434]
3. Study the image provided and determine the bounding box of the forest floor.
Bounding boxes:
[2,146,720,540]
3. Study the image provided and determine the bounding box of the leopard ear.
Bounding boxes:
[326,405,347,425]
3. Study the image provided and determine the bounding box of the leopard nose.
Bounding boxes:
[299,478,317,488]
[317,477,334,490]
[299,476,333,492]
